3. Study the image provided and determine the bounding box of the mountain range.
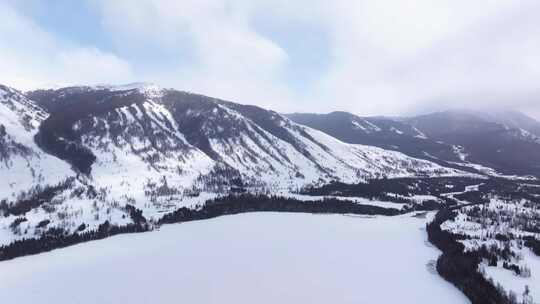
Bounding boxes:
[288,108,540,177]
[1,82,539,247]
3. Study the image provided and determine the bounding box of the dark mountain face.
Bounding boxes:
[29,87,148,174]
[286,112,463,166]
[287,109,540,177]
[480,109,540,137]
[406,110,540,177]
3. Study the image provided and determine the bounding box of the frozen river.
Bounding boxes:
[0,212,469,303]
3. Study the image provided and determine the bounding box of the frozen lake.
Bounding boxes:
[0,212,469,304]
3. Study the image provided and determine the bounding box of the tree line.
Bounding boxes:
[159,193,401,225]
[427,208,517,304]
[1,194,400,261]
[0,220,148,261]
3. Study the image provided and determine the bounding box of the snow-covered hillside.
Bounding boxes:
[32,85,459,190]
[0,83,471,248]
[0,85,72,201]
[27,84,466,203]
[0,212,470,304]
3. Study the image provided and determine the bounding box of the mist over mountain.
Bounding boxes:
[287,108,540,177]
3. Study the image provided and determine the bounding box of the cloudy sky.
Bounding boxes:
[1,0,540,118]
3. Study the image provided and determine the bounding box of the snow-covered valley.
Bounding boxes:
[0,212,469,304]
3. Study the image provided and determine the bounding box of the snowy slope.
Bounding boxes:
[74,95,216,210]
[0,85,73,201]
[286,111,463,165]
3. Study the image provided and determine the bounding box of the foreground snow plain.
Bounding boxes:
[0,212,469,304]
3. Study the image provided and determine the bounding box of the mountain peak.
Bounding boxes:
[92,82,160,93]
[424,108,540,137]
[30,82,162,95]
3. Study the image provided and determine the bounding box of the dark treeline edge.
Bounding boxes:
[426,208,511,304]
[159,193,401,225]
[0,194,400,261]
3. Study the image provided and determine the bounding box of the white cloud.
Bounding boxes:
[92,0,295,110]
[56,48,132,85]
[2,0,540,119]
[0,3,133,90]
[311,0,538,116]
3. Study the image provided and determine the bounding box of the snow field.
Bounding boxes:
[0,212,469,304]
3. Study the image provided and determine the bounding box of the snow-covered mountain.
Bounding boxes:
[0,83,472,247]
[478,109,540,137]
[288,109,540,178]
[406,110,540,177]
[286,112,462,166]
[28,84,463,195]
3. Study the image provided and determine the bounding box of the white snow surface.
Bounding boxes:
[0,212,470,304]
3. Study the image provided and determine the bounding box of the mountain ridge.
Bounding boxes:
[0,82,478,249]
[3,83,465,200]
[287,108,540,178]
